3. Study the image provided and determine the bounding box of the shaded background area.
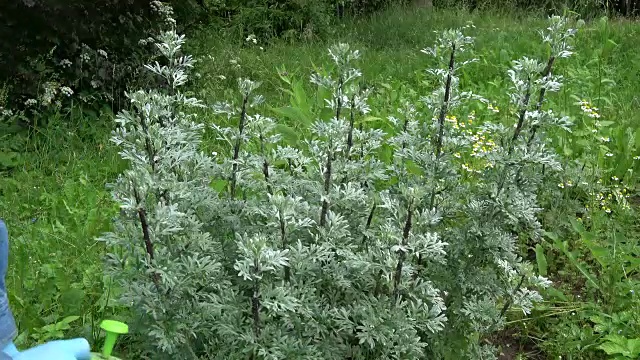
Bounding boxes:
[1,0,638,114]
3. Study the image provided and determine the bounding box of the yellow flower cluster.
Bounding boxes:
[446,112,478,131]
[584,177,632,214]
[470,130,497,158]
[447,112,499,174]
[578,100,600,119]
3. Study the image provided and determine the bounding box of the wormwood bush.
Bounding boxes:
[100,9,579,359]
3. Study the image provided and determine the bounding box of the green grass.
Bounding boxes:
[2,4,640,358]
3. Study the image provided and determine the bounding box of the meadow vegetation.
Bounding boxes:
[1,1,640,359]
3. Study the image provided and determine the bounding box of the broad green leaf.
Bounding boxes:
[210,179,228,193]
[274,124,300,146]
[581,236,609,269]
[558,241,601,291]
[598,341,627,356]
[545,287,568,301]
[535,244,548,276]
[362,116,383,123]
[271,106,313,127]
[60,315,80,325]
[627,338,640,357]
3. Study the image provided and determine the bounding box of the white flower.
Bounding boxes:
[60,86,74,96]
[634,156,640,160]
[80,53,91,62]
[245,34,257,44]
[599,136,610,142]
[605,153,614,157]
[59,59,72,68]
[611,176,619,181]
[558,183,565,189]
[98,49,108,58]
[24,98,38,106]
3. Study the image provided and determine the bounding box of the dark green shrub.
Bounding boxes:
[0,0,162,114]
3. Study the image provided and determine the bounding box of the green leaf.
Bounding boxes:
[569,217,586,235]
[362,116,383,123]
[557,240,601,291]
[210,179,228,193]
[291,80,310,112]
[598,335,640,358]
[274,124,300,146]
[581,236,609,269]
[598,121,614,127]
[271,106,313,127]
[535,244,548,276]
[545,287,568,301]
[627,338,640,357]
[60,315,80,325]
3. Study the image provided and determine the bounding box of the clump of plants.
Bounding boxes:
[100,6,580,359]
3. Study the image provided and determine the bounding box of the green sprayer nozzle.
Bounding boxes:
[90,320,129,360]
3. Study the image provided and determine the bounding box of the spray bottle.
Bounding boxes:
[90,320,128,360]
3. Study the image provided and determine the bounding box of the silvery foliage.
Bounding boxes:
[100,6,577,358]
[204,41,449,359]
[420,16,576,359]
[99,4,226,357]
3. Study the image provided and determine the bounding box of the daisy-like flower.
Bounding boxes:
[578,99,600,118]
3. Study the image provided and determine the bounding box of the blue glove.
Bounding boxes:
[0,220,91,360]
[2,339,91,360]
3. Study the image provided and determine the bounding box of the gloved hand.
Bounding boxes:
[2,339,91,360]
[0,220,92,360]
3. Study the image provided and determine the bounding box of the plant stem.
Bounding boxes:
[510,76,532,151]
[526,56,556,148]
[279,211,290,282]
[434,43,457,158]
[133,186,160,289]
[345,93,356,159]
[499,274,527,318]
[252,258,261,338]
[361,201,376,247]
[231,94,249,198]
[320,76,343,226]
[393,198,414,302]
[259,132,272,195]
